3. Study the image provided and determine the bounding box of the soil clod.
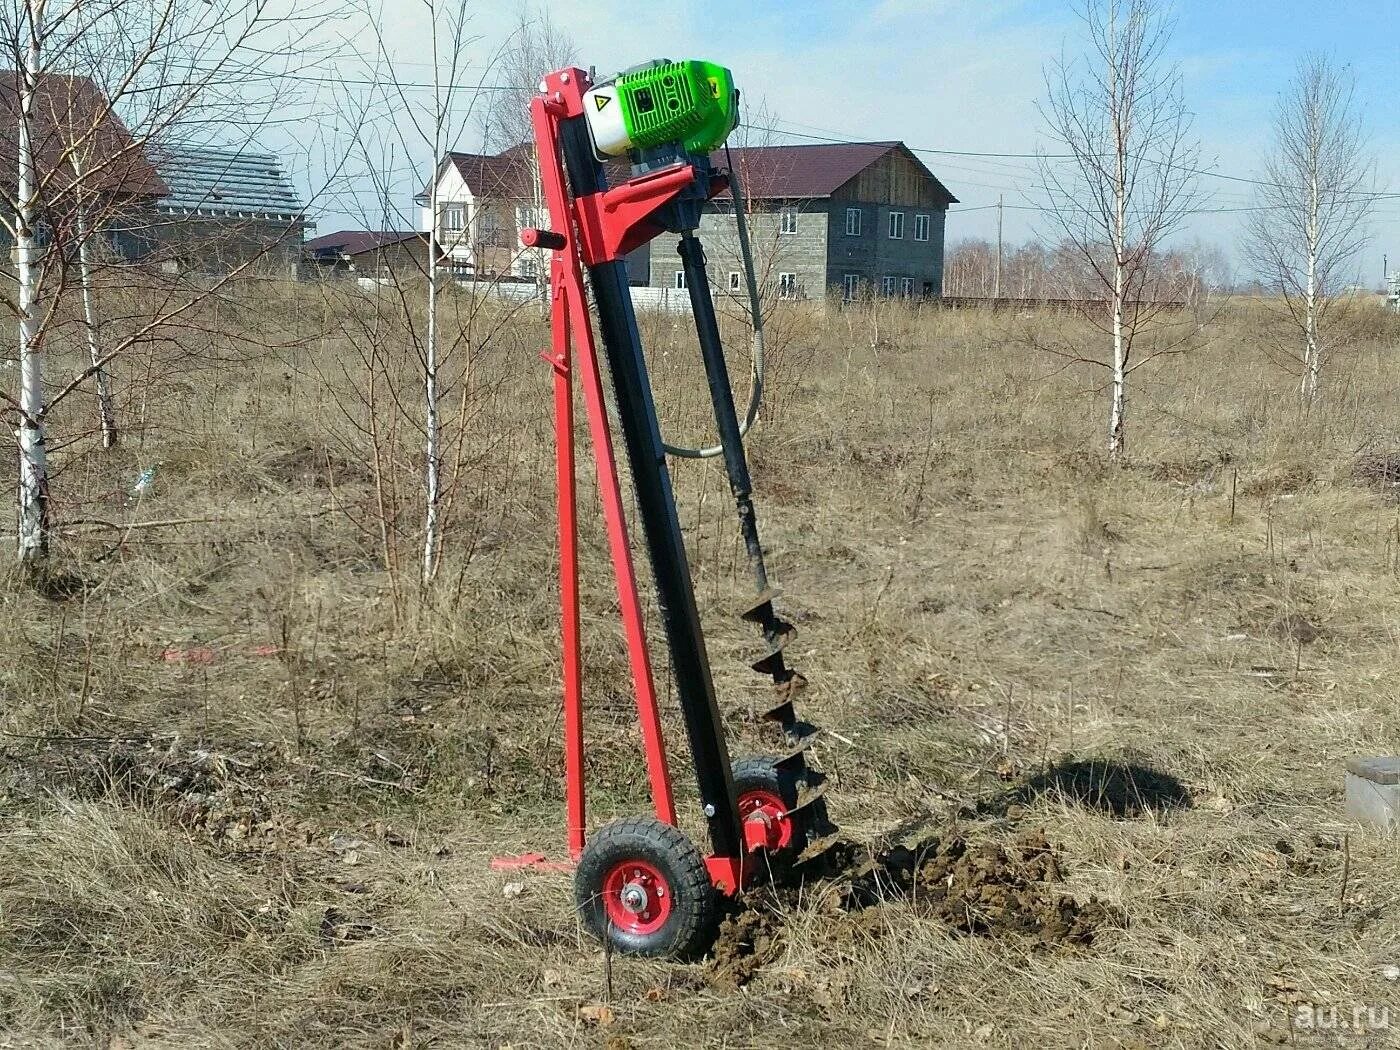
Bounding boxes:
[707,829,1121,987]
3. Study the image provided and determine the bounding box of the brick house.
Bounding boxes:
[0,71,168,258]
[305,230,434,280]
[648,141,957,301]
[422,144,650,284]
[148,146,309,277]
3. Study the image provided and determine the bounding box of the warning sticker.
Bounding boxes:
[594,93,611,111]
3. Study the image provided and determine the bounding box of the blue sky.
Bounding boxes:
[319,0,1399,276]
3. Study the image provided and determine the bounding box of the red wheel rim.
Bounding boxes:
[739,788,794,851]
[601,858,673,935]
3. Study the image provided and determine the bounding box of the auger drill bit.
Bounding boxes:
[677,231,835,844]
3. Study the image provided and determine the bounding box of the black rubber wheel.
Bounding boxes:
[731,754,823,871]
[574,816,718,959]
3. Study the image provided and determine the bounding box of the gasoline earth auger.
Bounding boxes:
[493,60,835,959]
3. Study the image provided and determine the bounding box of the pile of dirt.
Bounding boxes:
[708,830,1123,987]
[709,893,787,988]
[846,829,1121,945]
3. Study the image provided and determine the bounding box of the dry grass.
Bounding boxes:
[4,289,1400,1047]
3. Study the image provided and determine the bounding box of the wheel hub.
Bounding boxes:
[739,788,794,853]
[601,859,672,934]
[619,881,651,914]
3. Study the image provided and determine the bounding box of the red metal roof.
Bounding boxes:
[716,141,957,203]
[306,230,425,256]
[429,138,956,206]
[0,72,168,200]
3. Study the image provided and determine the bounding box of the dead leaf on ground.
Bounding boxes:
[577,1003,615,1027]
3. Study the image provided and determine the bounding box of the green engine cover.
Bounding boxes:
[584,60,738,158]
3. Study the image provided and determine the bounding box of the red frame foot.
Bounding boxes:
[490,853,575,873]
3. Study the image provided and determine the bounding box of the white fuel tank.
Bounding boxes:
[582,82,632,158]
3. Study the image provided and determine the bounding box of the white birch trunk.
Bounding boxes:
[16,0,49,565]
[1302,168,1320,403]
[1109,261,1126,459]
[531,145,546,313]
[422,177,441,584]
[73,155,117,448]
[1108,13,1128,463]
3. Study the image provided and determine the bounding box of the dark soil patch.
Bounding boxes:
[707,829,1123,987]
[266,441,373,489]
[842,829,1121,943]
[1146,451,1233,485]
[1269,612,1323,645]
[1242,463,1315,497]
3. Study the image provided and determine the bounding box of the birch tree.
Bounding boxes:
[1038,0,1199,460]
[1243,55,1372,405]
[13,0,46,561]
[0,0,337,569]
[357,0,497,585]
[71,149,114,447]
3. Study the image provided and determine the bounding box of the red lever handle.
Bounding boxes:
[522,227,567,250]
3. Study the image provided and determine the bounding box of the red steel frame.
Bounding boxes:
[533,69,685,859]
[495,68,767,898]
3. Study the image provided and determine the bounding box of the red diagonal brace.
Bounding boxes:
[573,164,698,265]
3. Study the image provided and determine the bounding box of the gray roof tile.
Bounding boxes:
[154,146,304,219]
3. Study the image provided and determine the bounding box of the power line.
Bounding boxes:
[744,118,1400,203]
[190,70,1400,207]
[186,65,1399,206]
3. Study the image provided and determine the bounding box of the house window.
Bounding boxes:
[441,204,464,232]
[729,271,742,292]
[882,276,897,296]
[780,208,798,235]
[888,211,904,239]
[843,274,860,301]
[674,270,686,290]
[520,255,539,279]
[778,273,797,299]
[914,214,930,241]
[902,277,916,297]
[845,208,862,236]
[516,205,542,236]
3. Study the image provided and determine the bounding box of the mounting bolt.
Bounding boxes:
[703,804,716,817]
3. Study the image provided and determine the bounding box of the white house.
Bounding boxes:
[419,143,650,284]
[418,144,544,280]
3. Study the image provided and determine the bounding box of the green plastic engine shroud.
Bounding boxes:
[610,60,737,155]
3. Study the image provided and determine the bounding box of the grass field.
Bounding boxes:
[3,288,1400,1048]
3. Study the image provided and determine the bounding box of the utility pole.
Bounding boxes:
[994,194,1003,300]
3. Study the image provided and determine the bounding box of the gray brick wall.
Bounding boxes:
[828,202,946,299]
[647,199,946,300]
[649,203,827,300]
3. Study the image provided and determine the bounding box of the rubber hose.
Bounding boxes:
[661,143,764,460]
